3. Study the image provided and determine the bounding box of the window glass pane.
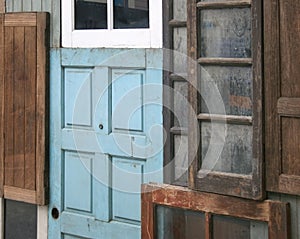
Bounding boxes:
[200,8,251,58]
[75,0,107,29]
[5,200,37,239]
[156,206,205,239]
[212,215,250,239]
[114,0,149,29]
[201,123,253,175]
[200,66,252,116]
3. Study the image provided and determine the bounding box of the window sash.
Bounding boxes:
[62,0,162,48]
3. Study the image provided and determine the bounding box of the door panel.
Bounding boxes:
[265,0,300,195]
[49,49,163,239]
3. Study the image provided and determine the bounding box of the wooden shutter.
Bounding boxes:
[0,12,49,205]
[265,0,300,195]
[187,0,263,199]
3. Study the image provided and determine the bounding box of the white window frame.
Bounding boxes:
[62,0,162,48]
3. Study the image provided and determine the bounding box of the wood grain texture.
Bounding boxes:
[141,183,290,239]
[0,14,4,196]
[188,0,263,199]
[198,57,252,66]
[198,113,253,125]
[264,0,281,192]
[0,0,4,13]
[4,186,36,204]
[36,12,49,205]
[197,1,251,9]
[2,12,49,205]
[277,97,300,116]
[13,26,25,189]
[4,26,14,187]
[265,0,300,195]
[24,26,37,190]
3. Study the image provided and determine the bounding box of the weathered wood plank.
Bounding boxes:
[0,0,4,13]
[4,186,36,204]
[205,213,212,239]
[141,185,154,239]
[5,13,36,26]
[24,26,37,190]
[198,113,253,125]
[197,1,251,9]
[4,26,14,187]
[0,14,4,196]
[277,97,300,116]
[198,57,252,66]
[264,0,280,192]
[36,12,49,205]
[13,26,25,188]
[281,118,300,176]
[268,202,291,239]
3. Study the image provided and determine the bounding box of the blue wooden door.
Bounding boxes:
[49,49,163,239]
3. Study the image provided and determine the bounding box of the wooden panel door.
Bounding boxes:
[265,0,300,195]
[48,49,163,239]
[0,12,49,205]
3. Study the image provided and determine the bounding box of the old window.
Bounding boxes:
[62,0,162,47]
[142,183,290,239]
[187,0,263,199]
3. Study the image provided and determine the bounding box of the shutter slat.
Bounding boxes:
[24,26,37,190]
[13,26,25,189]
[4,26,14,187]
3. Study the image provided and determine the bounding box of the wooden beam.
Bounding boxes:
[198,57,252,66]
[198,113,253,125]
[197,0,251,9]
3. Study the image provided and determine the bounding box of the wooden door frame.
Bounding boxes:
[142,183,291,239]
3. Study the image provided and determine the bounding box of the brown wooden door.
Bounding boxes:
[265,0,300,196]
[0,12,49,205]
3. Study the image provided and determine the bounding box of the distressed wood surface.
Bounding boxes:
[188,0,263,199]
[277,98,300,116]
[198,57,252,65]
[0,0,4,13]
[197,1,251,9]
[264,0,280,192]
[198,113,252,125]
[1,12,49,205]
[0,14,4,197]
[141,184,290,239]
[163,0,189,185]
[265,0,300,195]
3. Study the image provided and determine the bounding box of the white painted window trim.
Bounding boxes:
[62,0,163,48]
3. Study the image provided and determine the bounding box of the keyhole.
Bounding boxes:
[51,207,59,219]
[99,124,104,130]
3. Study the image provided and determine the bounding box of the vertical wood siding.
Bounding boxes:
[6,0,60,47]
